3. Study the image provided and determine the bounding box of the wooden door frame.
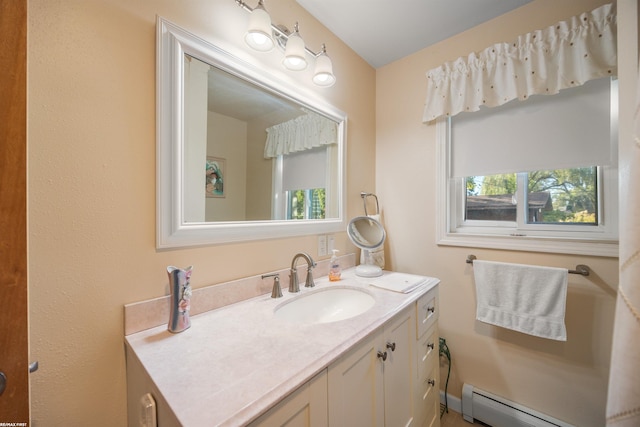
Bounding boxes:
[0,0,29,422]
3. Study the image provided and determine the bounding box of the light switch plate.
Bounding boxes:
[328,235,335,252]
[317,235,327,256]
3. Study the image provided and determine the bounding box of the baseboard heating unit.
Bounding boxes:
[461,383,575,427]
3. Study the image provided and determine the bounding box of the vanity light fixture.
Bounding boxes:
[243,0,274,51]
[313,44,336,87]
[235,0,336,87]
[282,23,307,71]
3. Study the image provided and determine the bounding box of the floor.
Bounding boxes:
[440,407,491,427]
[440,409,471,427]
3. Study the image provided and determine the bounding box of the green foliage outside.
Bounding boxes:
[290,189,326,220]
[291,190,305,219]
[466,167,597,224]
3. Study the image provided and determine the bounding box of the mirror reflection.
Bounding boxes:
[157,17,346,247]
[183,54,340,223]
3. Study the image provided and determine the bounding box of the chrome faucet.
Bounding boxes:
[289,252,316,293]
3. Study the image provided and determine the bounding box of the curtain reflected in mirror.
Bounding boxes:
[183,54,339,223]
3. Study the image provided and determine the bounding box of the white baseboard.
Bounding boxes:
[440,390,462,414]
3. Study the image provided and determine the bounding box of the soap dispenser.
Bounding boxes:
[329,249,341,281]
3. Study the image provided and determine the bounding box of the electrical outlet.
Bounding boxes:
[327,235,335,252]
[317,235,327,256]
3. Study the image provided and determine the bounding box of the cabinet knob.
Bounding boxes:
[427,342,435,350]
[386,342,396,352]
[427,306,435,314]
[377,351,387,361]
[428,379,436,387]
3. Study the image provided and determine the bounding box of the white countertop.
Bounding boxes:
[125,268,439,426]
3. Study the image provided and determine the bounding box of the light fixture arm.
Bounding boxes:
[235,0,325,58]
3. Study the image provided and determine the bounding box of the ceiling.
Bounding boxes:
[295,0,533,68]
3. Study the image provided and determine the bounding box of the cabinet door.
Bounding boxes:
[250,370,328,427]
[383,307,415,427]
[328,332,384,427]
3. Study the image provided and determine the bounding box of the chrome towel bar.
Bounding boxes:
[465,254,590,276]
[360,192,380,216]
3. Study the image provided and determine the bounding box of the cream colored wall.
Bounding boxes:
[27,0,374,424]
[376,1,622,426]
[246,116,275,220]
[205,112,247,221]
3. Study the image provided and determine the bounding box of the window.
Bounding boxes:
[438,78,618,256]
[271,146,336,221]
[286,189,326,220]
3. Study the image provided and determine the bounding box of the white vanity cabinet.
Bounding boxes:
[247,289,441,427]
[327,305,416,426]
[249,370,328,427]
[124,270,440,426]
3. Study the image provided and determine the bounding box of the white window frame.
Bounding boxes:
[436,92,619,257]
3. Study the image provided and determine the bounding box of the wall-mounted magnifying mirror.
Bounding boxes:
[156,17,347,248]
[347,216,386,277]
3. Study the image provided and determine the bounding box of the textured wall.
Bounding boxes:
[375,1,621,426]
[27,0,375,424]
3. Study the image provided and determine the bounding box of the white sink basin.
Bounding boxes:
[274,287,376,324]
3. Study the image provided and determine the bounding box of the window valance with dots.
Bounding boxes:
[422,3,617,122]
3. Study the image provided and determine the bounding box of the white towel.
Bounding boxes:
[473,260,568,341]
[369,272,439,293]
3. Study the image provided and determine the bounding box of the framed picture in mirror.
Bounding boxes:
[206,156,225,198]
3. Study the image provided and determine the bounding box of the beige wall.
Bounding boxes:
[246,116,274,221]
[376,1,625,426]
[27,0,374,424]
[205,112,247,222]
[27,0,634,425]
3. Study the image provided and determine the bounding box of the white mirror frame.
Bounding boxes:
[156,17,347,249]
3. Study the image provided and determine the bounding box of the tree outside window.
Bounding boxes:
[465,167,598,225]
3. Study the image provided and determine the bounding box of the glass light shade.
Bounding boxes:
[282,32,307,71]
[313,53,336,87]
[244,6,274,52]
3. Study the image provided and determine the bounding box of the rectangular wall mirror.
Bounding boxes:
[157,17,347,248]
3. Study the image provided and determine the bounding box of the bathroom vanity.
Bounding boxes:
[125,268,440,426]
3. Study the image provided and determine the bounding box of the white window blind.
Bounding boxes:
[451,77,615,178]
[282,146,327,191]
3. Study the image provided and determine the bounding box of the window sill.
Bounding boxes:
[437,232,618,257]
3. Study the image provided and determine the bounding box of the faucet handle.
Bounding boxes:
[305,267,315,288]
[262,273,282,298]
[306,254,316,288]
